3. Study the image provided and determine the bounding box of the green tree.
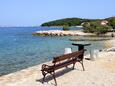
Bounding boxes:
[83,21,111,35]
[106,17,115,29]
[63,25,70,31]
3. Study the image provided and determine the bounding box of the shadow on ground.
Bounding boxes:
[36,66,82,84]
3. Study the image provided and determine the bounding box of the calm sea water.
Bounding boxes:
[0,27,105,75]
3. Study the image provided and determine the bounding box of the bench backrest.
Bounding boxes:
[52,49,84,64]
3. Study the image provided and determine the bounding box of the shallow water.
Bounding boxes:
[0,27,106,75]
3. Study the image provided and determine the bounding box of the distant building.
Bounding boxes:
[101,20,108,26]
[81,22,90,26]
[75,25,83,28]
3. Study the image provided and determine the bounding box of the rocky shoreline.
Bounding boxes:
[32,30,95,36]
[32,30,115,37]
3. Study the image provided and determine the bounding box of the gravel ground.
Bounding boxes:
[0,51,115,86]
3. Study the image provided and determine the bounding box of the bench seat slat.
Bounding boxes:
[54,59,77,70]
[42,58,82,72]
[52,50,84,63]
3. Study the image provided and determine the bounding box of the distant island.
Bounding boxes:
[41,17,115,35]
[41,17,115,28]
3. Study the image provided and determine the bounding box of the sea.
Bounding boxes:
[0,27,106,76]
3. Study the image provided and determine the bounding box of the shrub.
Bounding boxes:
[83,22,112,35]
[63,25,70,31]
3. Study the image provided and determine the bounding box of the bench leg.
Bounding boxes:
[50,72,57,86]
[43,74,46,83]
[80,61,85,71]
[42,71,47,83]
[66,66,68,68]
[72,63,75,70]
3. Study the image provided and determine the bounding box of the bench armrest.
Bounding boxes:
[41,64,53,71]
[41,64,49,69]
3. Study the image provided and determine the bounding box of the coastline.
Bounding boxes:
[33,30,115,37]
[0,51,115,86]
[32,30,95,36]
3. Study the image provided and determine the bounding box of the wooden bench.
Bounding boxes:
[41,49,85,86]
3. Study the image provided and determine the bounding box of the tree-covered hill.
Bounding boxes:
[41,17,115,35]
[41,18,98,26]
[41,17,115,29]
[106,17,115,29]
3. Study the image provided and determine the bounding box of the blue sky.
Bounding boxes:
[0,0,115,26]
